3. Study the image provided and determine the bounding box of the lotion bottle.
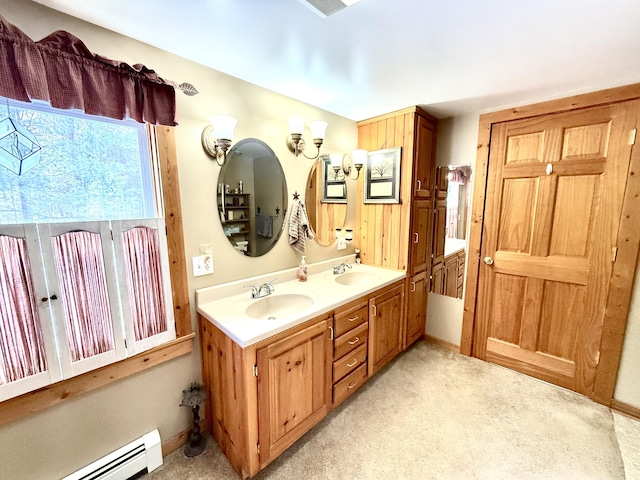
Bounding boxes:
[298,255,308,282]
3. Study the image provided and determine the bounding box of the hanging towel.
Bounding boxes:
[256,214,273,238]
[288,198,313,253]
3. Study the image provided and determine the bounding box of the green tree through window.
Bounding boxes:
[0,98,155,224]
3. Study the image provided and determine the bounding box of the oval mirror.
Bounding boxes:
[305,157,347,246]
[217,138,287,256]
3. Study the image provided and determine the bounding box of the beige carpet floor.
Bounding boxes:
[147,342,640,479]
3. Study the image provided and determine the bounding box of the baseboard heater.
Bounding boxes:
[63,429,163,480]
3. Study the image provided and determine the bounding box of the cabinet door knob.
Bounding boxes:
[329,326,334,340]
[483,256,494,266]
[411,281,416,292]
[414,233,419,244]
[416,179,422,191]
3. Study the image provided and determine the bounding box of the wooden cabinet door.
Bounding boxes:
[474,100,638,396]
[405,272,427,348]
[257,318,332,466]
[413,115,436,199]
[430,262,444,295]
[409,199,432,275]
[432,166,448,266]
[444,255,459,297]
[368,282,404,375]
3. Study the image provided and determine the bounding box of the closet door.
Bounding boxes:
[474,100,638,395]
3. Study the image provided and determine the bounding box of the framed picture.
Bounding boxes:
[322,158,347,203]
[364,147,401,204]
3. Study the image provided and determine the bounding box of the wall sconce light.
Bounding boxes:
[201,115,238,166]
[286,115,328,160]
[326,149,368,180]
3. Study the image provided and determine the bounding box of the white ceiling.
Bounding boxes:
[34,0,640,120]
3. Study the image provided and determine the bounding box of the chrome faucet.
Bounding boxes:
[245,278,276,299]
[333,262,352,275]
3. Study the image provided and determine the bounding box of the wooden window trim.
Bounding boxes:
[0,126,193,427]
[461,83,640,406]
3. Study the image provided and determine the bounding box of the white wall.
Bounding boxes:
[614,258,640,407]
[0,1,358,478]
[430,110,640,410]
[425,114,479,347]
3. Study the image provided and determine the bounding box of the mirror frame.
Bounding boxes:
[305,158,347,246]
[217,138,287,257]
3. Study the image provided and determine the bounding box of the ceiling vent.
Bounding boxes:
[298,0,360,18]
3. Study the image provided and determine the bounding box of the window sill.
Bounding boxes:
[0,333,195,427]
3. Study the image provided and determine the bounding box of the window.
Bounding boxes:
[0,98,175,402]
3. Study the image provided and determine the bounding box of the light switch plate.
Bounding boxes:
[193,254,214,276]
[337,237,347,251]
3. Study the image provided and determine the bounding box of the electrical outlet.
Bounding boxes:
[337,237,347,251]
[192,254,214,277]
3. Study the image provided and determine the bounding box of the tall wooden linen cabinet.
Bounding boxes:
[357,106,438,354]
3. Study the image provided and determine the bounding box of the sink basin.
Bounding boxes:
[245,294,314,320]
[334,271,380,286]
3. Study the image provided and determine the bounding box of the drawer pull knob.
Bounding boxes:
[348,316,359,322]
[347,359,358,367]
[348,337,359,345]
[347,381,358,390]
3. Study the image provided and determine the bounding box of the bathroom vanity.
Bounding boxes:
[196,259,405,478]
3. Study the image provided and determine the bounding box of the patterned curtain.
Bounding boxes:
[0,14,177,126]
[122,227,167,341]
[51,231,114,362]
[0,235,47,385]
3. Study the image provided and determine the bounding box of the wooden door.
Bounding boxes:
[368,282,404,375]
[474,101,638,395]
[406,272,427,348]
[257,318,332,465]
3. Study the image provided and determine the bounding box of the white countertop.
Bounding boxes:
[444,238,466,258]
[196,256,405,348]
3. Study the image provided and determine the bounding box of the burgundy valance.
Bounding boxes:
[0,15,177,126]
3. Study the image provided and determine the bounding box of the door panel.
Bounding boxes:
[474,100,638,396]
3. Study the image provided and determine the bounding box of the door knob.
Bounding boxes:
[483,256,494,266]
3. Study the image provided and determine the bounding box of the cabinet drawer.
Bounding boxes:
[334,322,368,359]
[333,363,367,406]
[457,255,465,277]
[333,343,367,382]
[334,304,368,338]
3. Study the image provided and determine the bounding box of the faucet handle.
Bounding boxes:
[344,262,352,269]
[243,284,258,298]
[266,278,277,292]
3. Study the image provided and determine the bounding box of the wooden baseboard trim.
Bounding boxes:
[611,399,640,420]
[161,419,209,457]
[423,334,460,354]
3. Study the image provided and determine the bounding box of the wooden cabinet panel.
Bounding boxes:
[444,255,459,298]
[368,282,405,376]
[257,318,332,466]
[334,299,368,338]
[333,343,367,382]
[406,272,427,348]
[433,198,447,266]
[431,262,444,295]
[334,322,368,359]
[410,199,432,276]
[414,114,436,199]
[333,364,367,406]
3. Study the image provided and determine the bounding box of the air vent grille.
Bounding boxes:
[301,0,349,17]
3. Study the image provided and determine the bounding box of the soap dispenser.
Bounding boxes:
[298,256,308,282]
